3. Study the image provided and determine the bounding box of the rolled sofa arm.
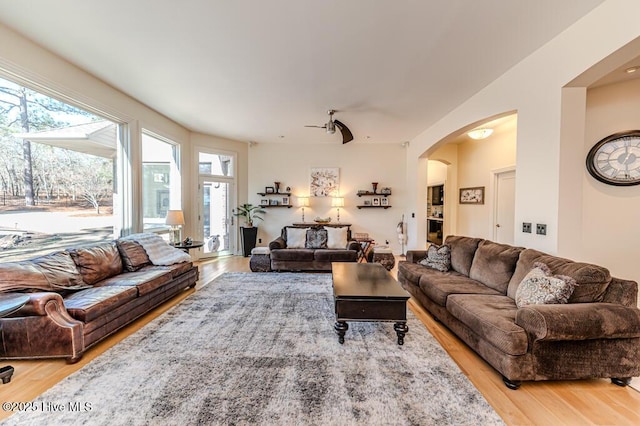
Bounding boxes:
[406,250,428,264]
[346,240,361,251]
[269,237,286,250]
[516,302,640,342]
[10,291,65,316]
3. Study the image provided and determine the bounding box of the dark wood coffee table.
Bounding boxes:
[332,262,410,345]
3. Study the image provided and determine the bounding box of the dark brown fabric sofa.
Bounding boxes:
[268,225,359,271]
[0,238,198,363]
[398,235,640,389]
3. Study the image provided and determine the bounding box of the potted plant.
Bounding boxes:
[233,203,266,227]
[233,204,266,256]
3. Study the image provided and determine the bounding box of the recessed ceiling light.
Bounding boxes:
[625,66,639,74]
[467,128,493,140]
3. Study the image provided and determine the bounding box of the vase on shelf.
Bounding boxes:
[372,182,378,193]
[274,182,281,193]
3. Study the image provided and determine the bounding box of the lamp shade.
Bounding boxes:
[165,210,185,226]
[332,197,344,207]
[297,197,309,207]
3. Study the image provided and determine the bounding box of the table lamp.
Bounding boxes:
[332,197,344,222]
[165,209,185,245]
[297,197,309,222]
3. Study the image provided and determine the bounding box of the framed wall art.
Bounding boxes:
[459,186,485,204]
[309,167,339,197]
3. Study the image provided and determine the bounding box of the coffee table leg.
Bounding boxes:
[334,321,348,344]
[394,322,409,345]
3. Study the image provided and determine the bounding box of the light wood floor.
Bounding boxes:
[1,255,639,424]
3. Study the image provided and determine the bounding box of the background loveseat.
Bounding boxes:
[268,225,359,271]
[0,235,198,363]
[398,235,640,389]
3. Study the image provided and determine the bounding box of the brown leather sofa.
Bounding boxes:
[0,239,198,363]
[269,225,359,271]
[398,235,640,389]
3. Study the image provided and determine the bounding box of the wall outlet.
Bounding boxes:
[536,224,547,235]
[522,222,532,233]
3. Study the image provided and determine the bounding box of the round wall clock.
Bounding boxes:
[586,130,640,186]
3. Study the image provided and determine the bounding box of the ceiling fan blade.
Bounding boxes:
[304,125,326,129]
[334,119,354,144]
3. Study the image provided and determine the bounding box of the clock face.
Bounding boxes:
[586,131,640,186]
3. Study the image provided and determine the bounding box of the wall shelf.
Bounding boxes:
[356,191,391,197]
[356,205,391,209]
[261,204,292,208]
[257,192,292,197]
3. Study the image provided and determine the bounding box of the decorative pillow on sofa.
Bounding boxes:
[418,244,451,272]
[68,242,123,285]
[116,239,151,271]
[306,228,328,249]
[515,262,576,308]
[286,228,308,249]
[326,227,348,249]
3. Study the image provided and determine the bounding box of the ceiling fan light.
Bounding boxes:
[326,121,336,134]
[467,128,493,140]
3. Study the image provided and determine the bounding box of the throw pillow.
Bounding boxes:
[326,227,348,249]
[306,228,328,249]
[515,262,576,308]
[418,244,451,272]
[286,227,308,248]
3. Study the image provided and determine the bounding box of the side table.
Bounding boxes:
[171,241,204,254]
[0,294,30,384]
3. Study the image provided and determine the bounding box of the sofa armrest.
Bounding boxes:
[516,302,640,342]
[269,237,286,250]
[346,240,361,251]
[406,250,428,263]
[9,292,66,316]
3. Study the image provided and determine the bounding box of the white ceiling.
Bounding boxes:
[0,0,605,145]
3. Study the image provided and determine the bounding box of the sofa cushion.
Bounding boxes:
[444,235,483,276]
[306,228,328,249]
[69,242,123,285]
[0,261,51,293]
[398,262,431,285]
[418,244,451,272]
[96,269,173,296]
[285,228,308,248]
[447,294,528,356]
[314,249,357,262]
[515,262,576,308]
[507,249,611,303]
[64,286,138,322]
[270,248,315,262]
[419,271,502,307]
[116,239,151,271]
[143,262,194,278]
[30,251,89,290]
[469,240,523,294]
[326,227,348,249]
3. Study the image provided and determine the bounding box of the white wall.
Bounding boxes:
[249,143,407,253]
[580,79,640,285]
[405,0,640,258]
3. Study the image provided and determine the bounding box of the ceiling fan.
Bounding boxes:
[305,109,354,144]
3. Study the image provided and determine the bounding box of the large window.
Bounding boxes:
[142,132,181,232]
[0,76,123,261]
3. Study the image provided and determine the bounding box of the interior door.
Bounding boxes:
[494,170,516,244]
[198,178,234,258]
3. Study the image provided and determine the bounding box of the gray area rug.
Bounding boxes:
[4,272,503,425]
